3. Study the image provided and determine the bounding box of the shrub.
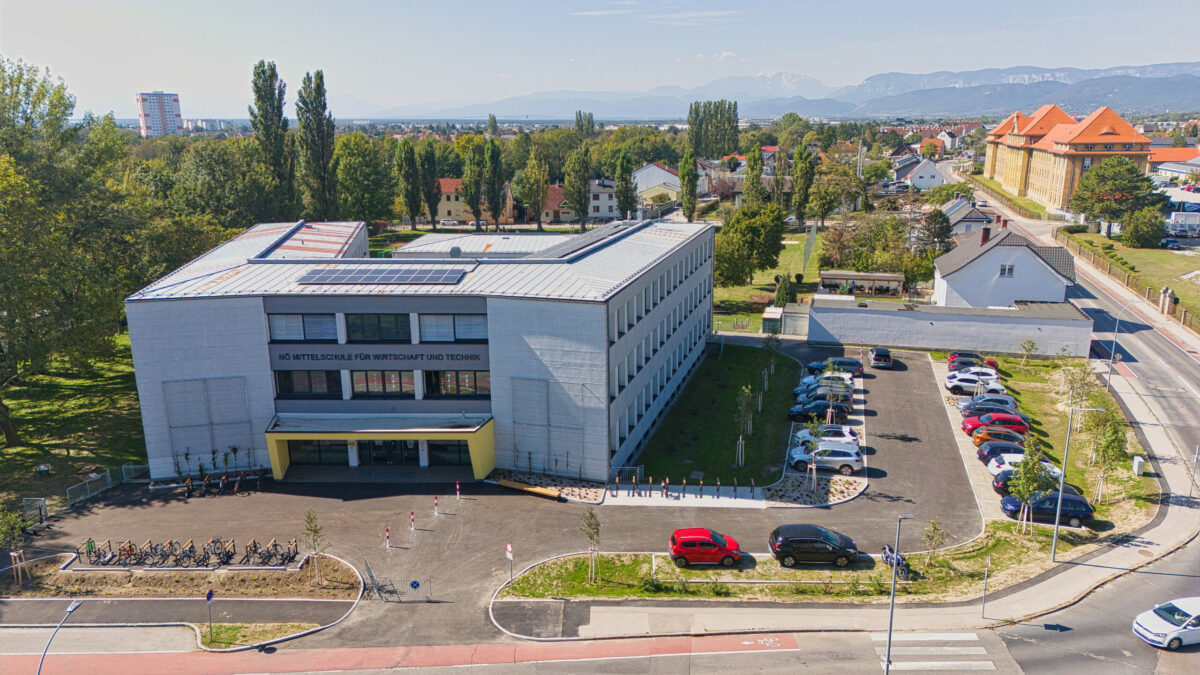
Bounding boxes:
[1062,224,1089,234]
[706,580,732,597]
[639,573,669,594]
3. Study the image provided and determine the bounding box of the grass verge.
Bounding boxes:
[713,234,820,333]
[970,176,1047,215]
[636,345,801,485]
[1067,231,1200,319]
[200,622,319,649]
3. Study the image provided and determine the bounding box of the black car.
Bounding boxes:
[788,400,850,424]
[977,440,1027,463]
[793,380,854,397]
[768,524,859,568]
[992,472,1081,497]
[796,389,853,405]
[1000,491,1094,527]
[869,347,893,369]
[949,358,987,372]
[805,357,864,376]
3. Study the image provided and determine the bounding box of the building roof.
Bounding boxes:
[1150,147,1200,164]
[934,228,1075,282]
[921,138,944,151]
[941,198,993,226]
[1061,106,1147,144]
[1016,104,1075,137]
[991,105,1149,155]
[819,270,905,282]
[650,161,679,176]
[811,296,1089,321]
[127,220,713,304]
[546,184,565,209]
[895,158,937,181]
[438,177,462,194]
[267,413,491,434]
[393,232,573,257]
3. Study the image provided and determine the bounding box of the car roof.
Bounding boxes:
[1165,597,1200,614]
[982,412,1020,421]
[815,440,860,451]
[672,527,714,540]
[872,347,890,354]
[981,440,1023,450]
[772,523,834,539]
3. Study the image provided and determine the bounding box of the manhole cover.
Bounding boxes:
[1138,549,1153,557]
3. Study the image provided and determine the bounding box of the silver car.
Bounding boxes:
[956,393,1018,413]
[788,440,864,476]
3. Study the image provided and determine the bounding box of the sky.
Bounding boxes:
[2,0,1197,118]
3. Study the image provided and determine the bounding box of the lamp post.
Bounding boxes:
[1106,300,1137,391]
[1051,407,1106,561]
[37,599,82,675]
[884,514,915,674]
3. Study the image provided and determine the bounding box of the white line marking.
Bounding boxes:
[875,646,988,656]
[1179,375,1200,401]
[882,661,995,671]
[870,632,979,641]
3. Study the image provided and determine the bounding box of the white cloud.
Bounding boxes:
[673,51,741,63]
[645,9,741,27]
[570,9,634,16]
[498,73,512,79]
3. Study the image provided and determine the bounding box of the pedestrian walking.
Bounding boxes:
[185,476,192,498]
[661,479,666,498]
[666,477,672,499]
[201,474,210,497]
[218,473,227,495]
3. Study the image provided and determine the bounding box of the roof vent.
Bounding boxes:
[449,246,462,258]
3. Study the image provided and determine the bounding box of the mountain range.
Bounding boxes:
[354,61,1200,120]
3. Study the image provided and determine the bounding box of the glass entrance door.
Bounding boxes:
[362,440,419,465]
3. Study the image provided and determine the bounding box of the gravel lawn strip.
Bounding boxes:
[763,474,868,506]
[200,622,320,649]
[0,554,358,599]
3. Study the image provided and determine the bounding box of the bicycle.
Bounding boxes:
[175,539,196,567]
[258,538,281,566]
[282,538,299,564]
[240,538,260,565]
[79,538,99,565]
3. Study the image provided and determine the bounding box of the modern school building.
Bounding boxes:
[125,220,715,483]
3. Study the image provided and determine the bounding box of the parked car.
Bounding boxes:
[768,524,859,568]
[1000,491,1093,528]
[976,440,1028,463]
[788,400,850,424]
[987,453,1062,479]
[945,373,1006,395]
[797,371,854,388]
[992,470,1079,496]
[963,412,1029,435]
[796,388,853,405]
[869,347,893,369]
[950,364,1000,379]
[1167,240,1183,250]
[957,394,1018,414]
[805,357,864,376]
[438,218,458,226]
[971,426,1026,447]
[961,401,1026,419]
[669,528,741,568]
[793,424,859,447]
[793,379,854,396]
[787,440,864,475]
[1132,597,1200,650]
[948,351,999,369]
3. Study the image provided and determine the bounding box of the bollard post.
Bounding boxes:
[410,511,415,531]
[456,481,460,500]
[385,527,390,549]
[716,478,721,499]
[434,495,439,516]
[699,479,704,498]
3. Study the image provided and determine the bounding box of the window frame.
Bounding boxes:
[421,369,491,399]
[274,370,343,399]
[268,313,338,343]
[350,369,416,399]
[346,313,413,344]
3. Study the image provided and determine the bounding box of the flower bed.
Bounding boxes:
[762,473,867,507]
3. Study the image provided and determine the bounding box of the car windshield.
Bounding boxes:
[1153,603,1190,627]
[979,414,994,423]
[708,530,728,548]
[813,526,840,545]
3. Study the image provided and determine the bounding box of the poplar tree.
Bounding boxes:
[417,140,442,230]
[743,144,764,207]
[615,152,637,219]
[791,145,816,225]
[296,70,337,220]
[679,146,698,221]
[517,148,550,231]
[563,144,592,232]
[394,138,423,227]
[484,138,505,229]
[461,143,486,230]
[248,60,292,219]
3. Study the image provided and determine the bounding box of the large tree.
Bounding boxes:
[296,70,337,220]
[718,202,786,278]
[460,142,486,230]
[920,209,954,253]
[563,144,592,232]
[1121,206,1167,248]
[334,132,390,221]
[515,148,550,231]
[484,138,506,230]
[170,138,275,229]
[394,138,423,226]
[417,139,442,229]
[809,162,863,227]
[1069,156,1164,236]
[742,144,765,207]
[248,59,292,219]
[614,151,636,219]
[679,147,698,221]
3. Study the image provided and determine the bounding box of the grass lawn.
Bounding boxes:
[635,345,802,485]
[1,335,145,509]
[201,623,320,649]
[713,233,821,333]
[1069,231,1200,315]
[971,176,1047,215]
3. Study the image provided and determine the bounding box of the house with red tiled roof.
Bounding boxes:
[1149,146,1200,171]
[983,105,1150,211]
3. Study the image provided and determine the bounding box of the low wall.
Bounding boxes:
[808,300,1093,356]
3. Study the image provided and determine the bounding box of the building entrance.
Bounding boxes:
[360,439,419,466]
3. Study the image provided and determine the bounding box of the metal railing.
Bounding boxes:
[120,463,151,483]
[65,471,114,506]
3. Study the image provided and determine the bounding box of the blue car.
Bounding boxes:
[1000,491,1094,528]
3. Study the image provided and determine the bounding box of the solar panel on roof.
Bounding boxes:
[297,268,466,285]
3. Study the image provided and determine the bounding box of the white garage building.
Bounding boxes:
[125,220,715,483]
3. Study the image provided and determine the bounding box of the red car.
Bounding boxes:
[948,351,999,369]
[962,412,1029,436]
[669,528,741,568]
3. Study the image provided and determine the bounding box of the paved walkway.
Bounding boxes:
[603,484,767,508]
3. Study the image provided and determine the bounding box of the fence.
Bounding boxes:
[968,177,1066,222]
[20,498,47,525]
[120,463,151,483]
[65,470,115,506]
[1054,229,1200,337]
[612,465,644,483]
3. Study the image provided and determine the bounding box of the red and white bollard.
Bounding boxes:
[385,526,390,549]
[456,481,460,500]
[410,510,415,531]
[434,495,439,516]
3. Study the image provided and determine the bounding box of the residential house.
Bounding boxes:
[1149,146,1200,173]
[937,130,958,151]
[587,179,621,221]
[940,197,994,236]
[633,162,681,204]
[919,137,944,158]
[437,178,469,222]
[697,158,728,196]
[895,158,947,190]
[932,227,1075,307]
[540,185,574,223]
[888,142,916,160]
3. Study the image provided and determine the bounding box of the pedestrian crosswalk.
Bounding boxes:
[870,632,996,671]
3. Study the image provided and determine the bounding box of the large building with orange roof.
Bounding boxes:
[983,105,1150,211]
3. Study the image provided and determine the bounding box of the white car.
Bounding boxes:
[438,219,457,226]
[1133,597,1200,650]
[986,453,1062,478]
[952,366,1000,380]
[787,441,864,475]
[945,373,1005,395]
[793,424,859,447]
[798,371,853,388]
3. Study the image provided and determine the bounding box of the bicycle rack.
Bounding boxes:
[241,538,259,564]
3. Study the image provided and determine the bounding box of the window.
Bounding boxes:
[1084,144,1094,150]
[1123,144,1133,151]
[428,440,471,465]
[1082,158,1092,169]
[592,193,599,201]
[423,370,490,398]
[275,370,342,398]
[419,314,488,342]
[608,205,614,212]
[454,314,488,341]
[269,314,337,342]
[346,314,412,343]
[419,315,455,342]
[351,370,415,398]
[593,205,600,213]
[1104,144,1113,151]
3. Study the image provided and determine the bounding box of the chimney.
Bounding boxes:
[999,218,1007,229]
[980,227,992,245]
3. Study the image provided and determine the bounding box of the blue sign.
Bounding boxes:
[410,580,420,590]
[205,589,214,603]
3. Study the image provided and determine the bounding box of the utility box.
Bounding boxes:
[1132,455,1145,476]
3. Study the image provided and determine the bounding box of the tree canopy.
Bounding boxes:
[1069,156,1164,228]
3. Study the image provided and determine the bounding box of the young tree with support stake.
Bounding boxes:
[580,507,601,582]
[303,509,327,585]
[1010,451,1050,534]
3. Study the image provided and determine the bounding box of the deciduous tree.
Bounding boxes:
[460,142,486,230]
[334,132,390,221]
[394,138,423,226]
[679,147,697,221]
[920,209,954,253]
[1069,157,1164,236]
[1120,206,1166,248]
[615,152,636,218]
[563,144,592,232]
[484,139,505,230]
[742,144,765,207]
[296,70,337,220]
[515,148,550,231]
[248,59,292,219]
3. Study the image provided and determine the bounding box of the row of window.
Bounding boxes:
[269,313,487,344]
[613,277,711,396]
[610,240,712,343]
[274,369,490,399]
[615,321,706,450]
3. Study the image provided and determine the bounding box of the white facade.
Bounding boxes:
[136,91,183,138]
[633,163,680,195]
[933,245,1071,307]
[905,159,947,190]
[588,180,620,220]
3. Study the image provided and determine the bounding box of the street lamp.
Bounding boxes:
[37,599,82,675]
[1106,300,1138,391]
[1051,407,1106,561]
[884,513,915,674]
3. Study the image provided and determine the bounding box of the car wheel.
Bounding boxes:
[839,465,854,476]
[1166,637,1182,650]
[1068,517,1082,529]
[834,555,851,568]
[780,555,796,568]
[720,555,735,568]
[674,556,688,568]
[795,461,808,472]
[950,386,963,395]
